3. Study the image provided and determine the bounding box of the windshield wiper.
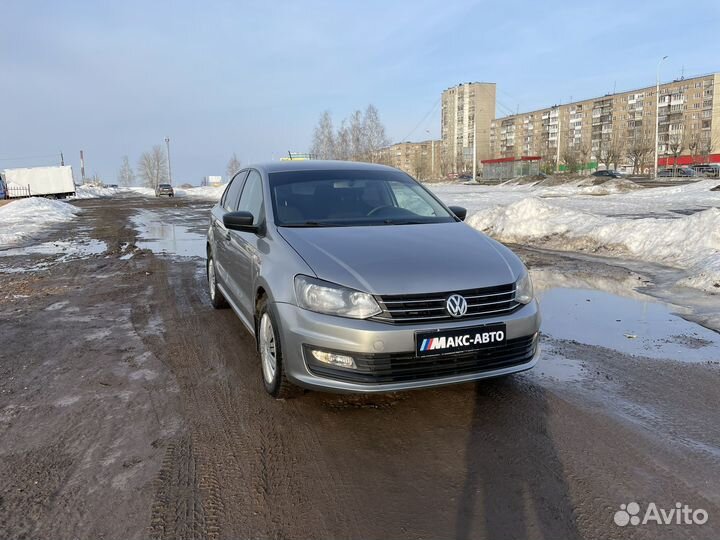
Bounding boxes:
[281,221,339,228]
[381,219,429,225]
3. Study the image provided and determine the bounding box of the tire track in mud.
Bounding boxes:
[134,256,364,539]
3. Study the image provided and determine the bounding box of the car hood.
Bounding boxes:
[278,222,521,295]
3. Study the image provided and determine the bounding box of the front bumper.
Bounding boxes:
[273,300,541,393]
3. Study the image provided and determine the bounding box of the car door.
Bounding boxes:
[224,169,265,321]
[212,170,247,286]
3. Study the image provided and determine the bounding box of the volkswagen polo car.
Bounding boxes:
[206,161,540,398]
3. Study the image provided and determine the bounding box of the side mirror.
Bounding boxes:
[448,206,467,221]
[223,211,257,232]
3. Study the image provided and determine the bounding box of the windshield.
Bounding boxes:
[269,169,455,227]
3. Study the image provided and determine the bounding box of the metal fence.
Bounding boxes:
[6,184,32,198]
[482,159,541,180]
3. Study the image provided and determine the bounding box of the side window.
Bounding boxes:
[237,170,264,225]
[389,181,437,216]
[223,171,248,212]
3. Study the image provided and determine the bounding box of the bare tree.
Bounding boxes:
[577,143,592,175]
[137,145,169,188]
[411,151,429,180]
[310,111,336,159]
[347,110,365,160]
[362,104,389,162]
[626,128,654,174]
[667,128,688,176]
[561,144,580,173]
[117,155,135,187]
[335,120,351,160]
[310,106,390,162]
[226,153,242,180]
[608,129,625,172]
[700,134,717,164]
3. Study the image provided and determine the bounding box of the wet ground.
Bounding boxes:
[0,196,719,540]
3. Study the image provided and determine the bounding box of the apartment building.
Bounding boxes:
[441,82,496,173]
[377,140,440,179]
[488,73,720,171]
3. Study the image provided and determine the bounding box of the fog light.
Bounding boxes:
[310,349,357,369]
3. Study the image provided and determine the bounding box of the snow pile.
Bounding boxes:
[467,197,720,291]
[0,197,79,247]
[121,185,226,200]
[72,185,117,199]
[174,185,226,200]
[122,187,156,197]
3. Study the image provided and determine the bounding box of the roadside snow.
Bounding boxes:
[72,185,117,199]
[430,180,720,218]
[465,197,720,291]
[174,185,226,199]
[122,185,226,200]
[0,198,79,247]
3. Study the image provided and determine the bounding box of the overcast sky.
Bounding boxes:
[2,0,719,184]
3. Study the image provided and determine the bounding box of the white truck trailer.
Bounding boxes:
[1,166,76,199]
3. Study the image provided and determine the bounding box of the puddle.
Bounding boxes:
[132,209,206,258]
[0,238,107,272]
[538,288,720,363]
[0,238,106,259]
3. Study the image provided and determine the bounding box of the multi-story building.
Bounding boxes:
[441,82,496,173]
[377,139,440,179]
[487,73,720,172]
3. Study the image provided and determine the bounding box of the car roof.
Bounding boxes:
[247,160,401,175]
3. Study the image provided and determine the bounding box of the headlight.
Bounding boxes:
[515,270,534,304]
[294,275,382,319]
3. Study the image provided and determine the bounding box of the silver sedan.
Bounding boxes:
[206,161,540,398]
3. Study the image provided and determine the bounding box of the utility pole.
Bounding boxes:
[60,152,64,166]
[80,150,86,183]
[654,56,668,179]
[426,129,435,179]
[165,137,173,185]
[472,132,477,181]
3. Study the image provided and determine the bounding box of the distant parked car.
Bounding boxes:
[690,164,720,178]
[657,168,696,178]
[108,184,119,188]
[155,183,174,197]
[591,170,622,178]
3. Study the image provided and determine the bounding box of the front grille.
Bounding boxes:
[305,334,537,384]
[372,283,520,324]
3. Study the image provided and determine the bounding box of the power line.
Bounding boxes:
[400,97,441,142]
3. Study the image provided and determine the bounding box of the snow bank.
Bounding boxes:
[0,197,79,247]
[72,185,117,199]
[174,185,226,200]
[122,187,156,197]
[121,185,226,200]
[466,197,720,291]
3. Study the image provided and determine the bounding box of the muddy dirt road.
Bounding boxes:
[1,196,719,540]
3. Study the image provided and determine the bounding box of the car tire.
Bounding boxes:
[206,253,228,309]
[256,296,301,399]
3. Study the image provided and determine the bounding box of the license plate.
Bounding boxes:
[416,324,507,357]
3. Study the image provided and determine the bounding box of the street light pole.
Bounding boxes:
[426,129,435,179]
[654,56,668,179]
[165,136,173,186]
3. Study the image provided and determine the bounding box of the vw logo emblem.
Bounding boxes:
[446,294,468,318]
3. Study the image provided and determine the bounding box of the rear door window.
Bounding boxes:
[237,170,264,225]
[223,170,248,212]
